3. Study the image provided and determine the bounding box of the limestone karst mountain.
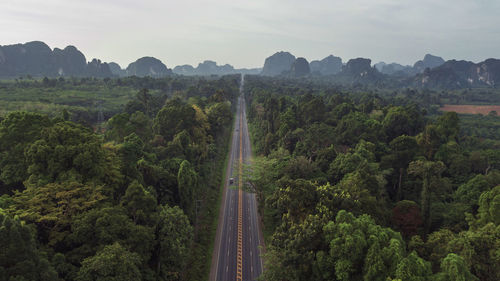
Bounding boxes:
[310,55,343,75]
[261,51,296,76]
[125,57,172,78]
[0,41,111,78]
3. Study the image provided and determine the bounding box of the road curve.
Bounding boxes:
[210,75,264,281]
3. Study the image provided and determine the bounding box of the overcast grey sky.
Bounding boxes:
[2,0,499,68]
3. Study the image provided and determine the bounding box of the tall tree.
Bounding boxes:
[177,160,197,221]
[120,181,157,226]
[154,205,193,281]
[76,243,142,281]
[0,112,52,191]
[433,254,478,281]
[408,160,446,233]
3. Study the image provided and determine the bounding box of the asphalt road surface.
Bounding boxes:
[210,75,264,281]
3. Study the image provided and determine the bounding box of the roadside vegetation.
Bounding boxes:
[0,75,239,281]
[1,74,500,281]
[244,75,500,281]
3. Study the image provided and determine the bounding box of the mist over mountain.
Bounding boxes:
[374,62,413,76]
[125,57,172,78]
[413,54,446,73]
[412,58,500,88]
[1,41,499,89]
[261,51,296,76]
[337,58,383,83]
[172,60,260,76]
[108,62,126,76]
[290,57,311,77]
[374,54,446,78]
[310,55,343,75]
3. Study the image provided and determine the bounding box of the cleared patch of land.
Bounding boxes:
[440,104,500,115]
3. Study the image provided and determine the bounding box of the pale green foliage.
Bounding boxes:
[433,254,478,281]
[475,185,500,226]
[394,252,432,281]
[323,210,405,281]
[11,182,105,246]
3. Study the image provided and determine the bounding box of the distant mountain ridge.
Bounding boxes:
[0,41,112,78]
[1,41,499,89]
[125,57,172,78]
[172,60,260,76]
[260,51,500,88]
[412,59,500,88]
[261,51,296,76]
[310,55,343,75]
[413,54,446,73]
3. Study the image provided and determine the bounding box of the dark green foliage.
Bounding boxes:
[121,181,157,225]
[0,112,52,191]
[245,76,497,281]
[335,111,382,145]
[76,243,142,281]
[154,205,193,281]
[0,75,238,281]
[0,210,58,281]
[69,206,154,265]
[153,99,197,142]
[408,160,446,232]
[106,111,152,142]
[177,160,198,221]
[25,122,106,186]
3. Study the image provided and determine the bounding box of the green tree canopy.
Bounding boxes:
[0,111,52,190]
[10,182,105,247]
[322,210,405,281]
[76,243,142,281]
[0,210,58,281]
[154,205,193,281]
[120,181,157,226]
[25,122,107,187]
[177,160,197,221]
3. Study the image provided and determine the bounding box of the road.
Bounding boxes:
[210,75,264,281]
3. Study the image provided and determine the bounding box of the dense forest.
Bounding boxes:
[0,75,239,281]
[244,75,500,281]
[1,73,500,281]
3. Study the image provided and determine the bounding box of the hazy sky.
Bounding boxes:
[2,0,499,68]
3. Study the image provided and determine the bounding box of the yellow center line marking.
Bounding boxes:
[236,99,244,281]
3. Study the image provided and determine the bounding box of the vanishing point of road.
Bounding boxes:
[210,75,264,281]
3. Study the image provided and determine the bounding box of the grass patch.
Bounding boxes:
[0,80,158,118]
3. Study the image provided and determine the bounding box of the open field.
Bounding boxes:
[440,104,500,115]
